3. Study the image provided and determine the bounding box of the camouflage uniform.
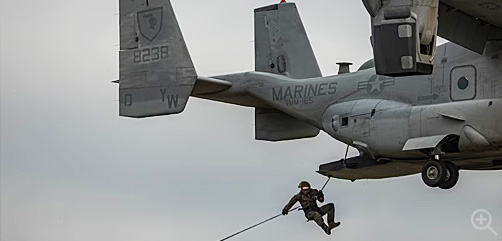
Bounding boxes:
[283,189,336,233]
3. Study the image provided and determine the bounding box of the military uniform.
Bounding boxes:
[282,182,339,235]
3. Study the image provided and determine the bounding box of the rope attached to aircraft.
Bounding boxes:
[219,145,350,241]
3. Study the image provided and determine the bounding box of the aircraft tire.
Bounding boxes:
[439,162,459,190]
[421,160,447,187]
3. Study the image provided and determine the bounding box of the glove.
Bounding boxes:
[318,190,325,202]
[318,190,324,197]
[282,209,289,215]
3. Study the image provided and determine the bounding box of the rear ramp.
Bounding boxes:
[119,0,196,118]
[318,157,422,180]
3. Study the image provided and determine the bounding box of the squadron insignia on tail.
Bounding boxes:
[118,0,196,118]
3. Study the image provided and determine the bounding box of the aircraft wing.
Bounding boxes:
[441,0,502,28]
[438,0,502,53]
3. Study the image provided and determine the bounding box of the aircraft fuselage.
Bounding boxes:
[193,41,502,169]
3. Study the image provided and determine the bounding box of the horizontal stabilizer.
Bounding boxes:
[192,77,232,95]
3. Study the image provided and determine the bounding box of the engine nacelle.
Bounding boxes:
[363,0,439,77]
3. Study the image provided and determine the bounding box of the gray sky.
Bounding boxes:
[1,0,501,241]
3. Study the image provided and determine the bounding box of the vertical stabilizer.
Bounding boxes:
[253,3,321,142]
[119,0,196,118]
[254,3,322,79]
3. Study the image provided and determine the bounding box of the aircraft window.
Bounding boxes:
[341,117,349,127]
[450,65,476,101]
[458,77,469,90]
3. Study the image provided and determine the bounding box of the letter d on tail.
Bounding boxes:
[118,0,196,118]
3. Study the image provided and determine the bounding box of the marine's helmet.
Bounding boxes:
[298,181,311,190]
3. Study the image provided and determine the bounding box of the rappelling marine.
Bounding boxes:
[282,181,341,235]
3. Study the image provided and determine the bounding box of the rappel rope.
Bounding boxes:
[219,145,349,241]
[219,206,301,241]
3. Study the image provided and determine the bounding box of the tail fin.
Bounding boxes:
[254,3,322,79]
[253,3,321,142]
[118,0,196,118]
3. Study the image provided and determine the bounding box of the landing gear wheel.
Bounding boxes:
[439,162,459,190]
[422,160,447,187]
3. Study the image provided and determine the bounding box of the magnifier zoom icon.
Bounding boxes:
[471,209,498,236]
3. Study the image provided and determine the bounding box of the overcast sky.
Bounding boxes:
[1,0,501,241]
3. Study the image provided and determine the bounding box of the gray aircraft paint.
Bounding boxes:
[118,0,502,181]
[118,0,197,118]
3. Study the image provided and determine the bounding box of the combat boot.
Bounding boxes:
[329,222,341,230]
[322,224,331,235]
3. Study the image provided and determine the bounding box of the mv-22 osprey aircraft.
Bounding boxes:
[116,0,502,189]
